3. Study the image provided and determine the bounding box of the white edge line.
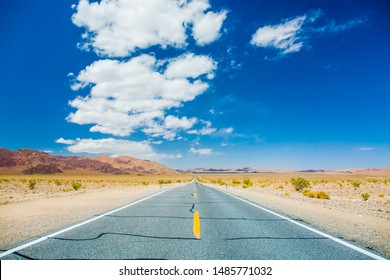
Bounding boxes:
[218,188,387,260]
[0,189,171,259]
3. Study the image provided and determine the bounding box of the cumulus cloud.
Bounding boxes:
[72,0,227,57]
[68,54,215,139]
[251,9,364,57]
[189,147,213,155]
[192,10,227,45]
[56,137,181,160]
[165,53,217,79]
[55,138,76,145]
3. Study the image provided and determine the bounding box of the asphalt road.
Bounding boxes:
[0,181,385,260]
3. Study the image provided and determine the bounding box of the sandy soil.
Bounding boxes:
[0,184,181,250]
[205,183,390,258]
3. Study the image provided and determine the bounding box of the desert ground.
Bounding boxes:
[1,172,389,257]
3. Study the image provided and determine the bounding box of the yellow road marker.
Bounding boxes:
[194,193,197,198]
[193,211,201,239]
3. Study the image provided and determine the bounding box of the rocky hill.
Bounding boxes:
[0,148,177,175]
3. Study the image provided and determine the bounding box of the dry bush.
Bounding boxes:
[361,193,370,201]
[291,177,310,192]
[302,189,330,200]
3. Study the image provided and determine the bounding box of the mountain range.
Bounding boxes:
[187,166,390,175]
[0,148,176,175]
[1,148,389,175]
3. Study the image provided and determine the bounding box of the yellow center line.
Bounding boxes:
[193,211,201,239]
[194,193,197,198]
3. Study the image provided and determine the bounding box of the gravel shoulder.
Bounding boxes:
[205,183,390,258]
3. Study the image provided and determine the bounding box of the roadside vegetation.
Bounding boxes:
[197,173,390,203]
[0,174,193,204]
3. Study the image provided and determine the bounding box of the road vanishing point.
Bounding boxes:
[0,180,386,260]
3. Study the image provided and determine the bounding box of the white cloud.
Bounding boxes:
[223,127,234,134]
[57,137,181,160]
[72,0,227,57]
[198,127,217,135]
[192,10,227,45]
[55,138,76,145]
[313,18,366,33]
[164,115,197,130]
[187,120,216,135]
[189,147,213,155]
[43,150,54,154]
[68,54,215,139]
[356,147,374,152]
[251,9,363,57]
[143,115,197,140]
[165,53,217,79]
[251,15,307,55]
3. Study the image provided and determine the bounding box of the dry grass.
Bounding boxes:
[196,173,390,203]
[0,173,193,204]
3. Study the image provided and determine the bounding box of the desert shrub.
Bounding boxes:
[216,178,225,186]
[141,181,149,186]
[54,179,63,186]
[28,179,37,190]
[361,193,370,201]
[378,193,385,198]
[274,185,284,190]
[317,191,330,199]
[284,191,290,196]
[352,181,361,189]
[231,179,240,186]
[158,179,165,185]
[242,176,253,188]
[71,181,82,191]
[302,189,316,198]
[303,189,330,199]
[290,177,310,192]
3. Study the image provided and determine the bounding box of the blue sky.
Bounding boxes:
[1,0,389,170]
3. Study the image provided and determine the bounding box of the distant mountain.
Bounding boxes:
[336,167,390,175]
[189,167,295,174]
[188,166,390,175]
[0,148,177,175]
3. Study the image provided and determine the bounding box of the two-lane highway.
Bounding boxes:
[0,182,385,259]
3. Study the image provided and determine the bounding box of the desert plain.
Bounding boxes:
[0,172,389,257]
